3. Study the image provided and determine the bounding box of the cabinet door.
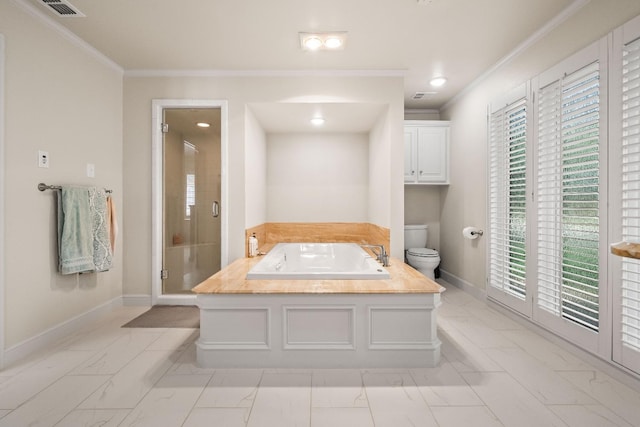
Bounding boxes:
[404,127,417,182]
[416,127,448,183]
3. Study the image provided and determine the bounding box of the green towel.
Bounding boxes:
[57,187,94,274]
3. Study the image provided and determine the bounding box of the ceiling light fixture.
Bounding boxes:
[300,32,347,51]
[310,117,325,126]
[429,76,447,87]
[196,122,210,128]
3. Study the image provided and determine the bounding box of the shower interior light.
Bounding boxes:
[300,32,347,51]
[310,117,325,126]
[429,76,447,87]
[196,122,210,128]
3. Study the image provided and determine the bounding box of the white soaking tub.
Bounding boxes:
[246,242,390,280]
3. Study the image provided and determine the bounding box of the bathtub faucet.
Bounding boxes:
[361,244,390,267]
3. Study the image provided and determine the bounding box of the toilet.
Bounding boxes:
[404,224,441,280]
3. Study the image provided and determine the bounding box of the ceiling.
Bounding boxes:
[24,0,576,111]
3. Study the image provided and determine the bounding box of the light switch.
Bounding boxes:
[86,163,95,178]
[38,151,49,168]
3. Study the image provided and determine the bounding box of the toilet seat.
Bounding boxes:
[407,248,439,258]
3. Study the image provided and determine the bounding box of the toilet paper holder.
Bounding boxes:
[462,226,484,239]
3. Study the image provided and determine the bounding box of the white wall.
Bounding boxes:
[404,186,441,251]
[266,133,369,222]
[244,108,267,228]
[439,1,640,291]
[123,76,404,296]
[0,2,123,349]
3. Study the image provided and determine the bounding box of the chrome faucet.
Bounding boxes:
[361,244,390,267]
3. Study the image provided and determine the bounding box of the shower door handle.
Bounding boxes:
[212,201,220,218]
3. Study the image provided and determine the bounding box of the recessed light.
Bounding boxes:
[299,32,347,51]
[310,117,325,126]
[196,122,210,128]
[324,37,343,49]
[304,37,323,50]
[429,77,447,87]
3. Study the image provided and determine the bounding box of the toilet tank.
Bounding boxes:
[404,225,428,249]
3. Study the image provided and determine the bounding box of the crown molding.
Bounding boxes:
[441,0,590,112]
[11,0,123,74]
[124,68,407,78]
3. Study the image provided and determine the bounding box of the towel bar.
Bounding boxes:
[38,183,112,194]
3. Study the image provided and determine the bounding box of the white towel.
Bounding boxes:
[89,188,112,272]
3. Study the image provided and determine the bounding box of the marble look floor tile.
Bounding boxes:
[0,375,109,427]
[246,372,311,427]
[165,344,216,376]
[145,328,199,351]
[312,369,368,408]
[183,408,250,427]
[440,316,518,349]
[118,374,210,427]
[0,350,94,409]
[363,372,438,427]
[311,408,374,427]
[462,372,566,427]
[558,370,640,426]
[499,329,591,371]
[0,411,9,419]
[484,346,596,405]
[70,331,163,375]
[430,406,503,427]
[438,326,504,373]
[78,350,176,409]
[196,369,262,408]
[548,404,634,427]
[410,361,484,406]
[55,409,131,427]
[464,303,524,331]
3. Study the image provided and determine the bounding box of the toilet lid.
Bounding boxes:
[407,248,439,258]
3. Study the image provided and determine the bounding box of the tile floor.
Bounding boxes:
[0,281,639,426]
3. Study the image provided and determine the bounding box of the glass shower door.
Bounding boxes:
[162,108,221,294]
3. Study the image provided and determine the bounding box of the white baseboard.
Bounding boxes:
[439,269,487,300]
[122,294,152,306]
[3,296,123,368]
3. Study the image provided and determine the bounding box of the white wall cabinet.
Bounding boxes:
[404,121,450,184]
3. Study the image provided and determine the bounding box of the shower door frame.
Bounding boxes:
[151,99,229,305]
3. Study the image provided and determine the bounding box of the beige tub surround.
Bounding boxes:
[193,252,443,369]
[244,222,390,257]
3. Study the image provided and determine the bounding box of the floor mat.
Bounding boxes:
[122,305,199,328]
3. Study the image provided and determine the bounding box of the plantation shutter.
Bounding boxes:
[620,36,640,357]
[537,61,601,332]
[489,98,527,299]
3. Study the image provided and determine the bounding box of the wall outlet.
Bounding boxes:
[38,151,49,168]
[86,163,95,178]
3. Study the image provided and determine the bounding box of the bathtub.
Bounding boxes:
[246,242,390,280]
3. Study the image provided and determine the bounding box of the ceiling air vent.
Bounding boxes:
[40,0,85,17]
[412,92,437,100]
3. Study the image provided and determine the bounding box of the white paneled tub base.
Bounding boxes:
[196,293,441,368]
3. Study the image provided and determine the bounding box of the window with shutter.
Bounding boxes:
[489,98,527,300]
[620,36,640,360]
[536,62,601,332]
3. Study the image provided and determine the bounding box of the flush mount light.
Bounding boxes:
[310,117,325,126]
[429,76,448,87]
[299,32,347,51]
[196,122,210,128]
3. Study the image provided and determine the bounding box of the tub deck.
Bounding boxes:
[192,253,444,368]
[192,254,443,294]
